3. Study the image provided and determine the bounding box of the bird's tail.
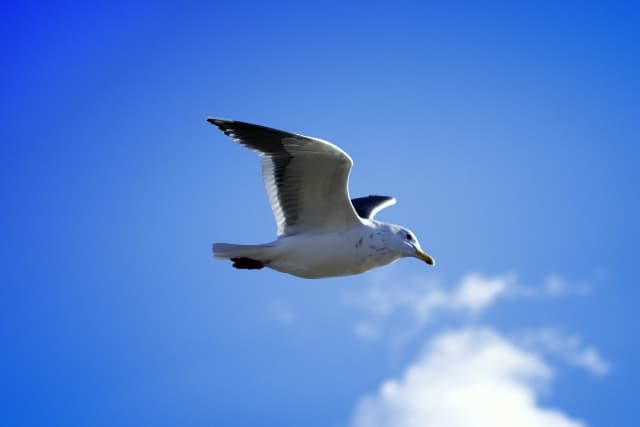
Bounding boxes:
[213,242,275,270]
[212,242,274,259]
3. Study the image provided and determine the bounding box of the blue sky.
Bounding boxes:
[1,1,639,426]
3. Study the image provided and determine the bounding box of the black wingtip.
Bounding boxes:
[207,117,230,127]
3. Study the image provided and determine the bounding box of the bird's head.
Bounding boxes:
[387,225,436,266]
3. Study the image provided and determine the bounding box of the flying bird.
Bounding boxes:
[209,118,435,278]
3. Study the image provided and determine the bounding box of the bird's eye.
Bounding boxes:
[406,233,413,241]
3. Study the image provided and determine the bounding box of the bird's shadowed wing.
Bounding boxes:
[351,195,396,219]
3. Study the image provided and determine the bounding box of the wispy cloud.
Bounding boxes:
[267,300,296,326]
[344,273,515,339]
[351,328,586,427]
[344,272,594,342]
[354,321,380,340]
[510,274,592,298]
[519,329,610,376]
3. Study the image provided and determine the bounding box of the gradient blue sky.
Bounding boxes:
[2,1,639,426]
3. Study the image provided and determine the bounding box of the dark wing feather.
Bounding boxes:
[351,195,396,219]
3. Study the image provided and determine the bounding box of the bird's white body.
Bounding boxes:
[264,221,400,278]
[214,220,429,279]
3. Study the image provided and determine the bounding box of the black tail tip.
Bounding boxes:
[230,257,265,270]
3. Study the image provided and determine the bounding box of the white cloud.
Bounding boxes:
[345,273,515,335]
[519,329,610,376]
[451,273,512,313]
[350,328,586,427]
[345,273,608,426]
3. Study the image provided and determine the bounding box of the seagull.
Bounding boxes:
[209,118,435,279]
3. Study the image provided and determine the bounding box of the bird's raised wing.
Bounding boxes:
[209,118,362,236]
[351,195,397,219]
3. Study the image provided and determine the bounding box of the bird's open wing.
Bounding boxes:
[209,118,363,236]
[351,195,396,219]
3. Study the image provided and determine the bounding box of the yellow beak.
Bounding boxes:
[416,248,436,266]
